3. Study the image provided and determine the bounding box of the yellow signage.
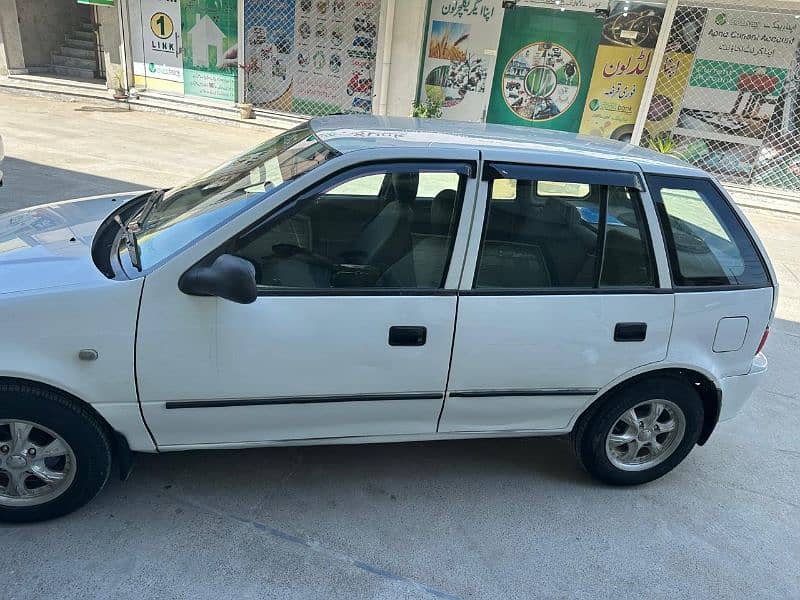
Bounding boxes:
[642,51,694,140]
[579,45,652,140]
[150,12,174,40]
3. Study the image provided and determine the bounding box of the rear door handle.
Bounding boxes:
[614,322,647,342]
[389,326,427,346]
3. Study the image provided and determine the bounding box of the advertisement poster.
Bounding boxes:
[642,6,707,141]
[137,0,184,84]
[244,0,295,108]
[418,0,503,122]
[579,2,665,140]
[244,0,380,115]
[671,8,800,179]
[675,9,798,144]
[487,7,602,131]
[293,0,379,114]
[180,0,238,101]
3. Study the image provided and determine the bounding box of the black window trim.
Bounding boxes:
[471,163,660,293]
[645,173,773,290]
[184,158,478,297]
[484,162,644,191]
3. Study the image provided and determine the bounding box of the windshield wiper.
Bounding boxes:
[114,189,164,273]
[113,214,142,272]
[134,188,165,227]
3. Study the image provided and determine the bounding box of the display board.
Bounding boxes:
[137,0,184,84]
[180,0,238,101]
[418,0,503,122]
[486,7,603,131]
[670,8,800,181]
[642,6,706,141]
[579,1,666,140]
[244,0,380,115]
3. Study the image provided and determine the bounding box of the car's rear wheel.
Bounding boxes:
[0,383,112,522]
[572,377,704,485]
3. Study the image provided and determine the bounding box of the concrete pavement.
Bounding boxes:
[0,92,798,600]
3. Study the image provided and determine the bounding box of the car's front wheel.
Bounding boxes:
[572,377,704,485]
[0,383,112,522]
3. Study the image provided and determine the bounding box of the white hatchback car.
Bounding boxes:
[0,117,776,522]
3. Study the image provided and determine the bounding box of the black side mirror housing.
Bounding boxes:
[179,254,258,304]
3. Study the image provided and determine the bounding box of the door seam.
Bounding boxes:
[436,294,459,432]
[133,278,160,450]
[437,150,482,432]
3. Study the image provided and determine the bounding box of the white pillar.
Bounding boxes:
[374,0,396,116]
[0,0,25,74]
[630,0,679,146]
[237,0,244,104]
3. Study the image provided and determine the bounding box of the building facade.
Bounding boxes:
[2,0,800,193]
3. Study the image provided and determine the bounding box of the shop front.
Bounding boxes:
[417,0,666,138]
[642,4,800,190]
[241,0,381,115]
[128,0,239,101]
[416,0,800,192]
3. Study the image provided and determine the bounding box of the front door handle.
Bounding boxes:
[389,326,427,346]
[614,322,647,342]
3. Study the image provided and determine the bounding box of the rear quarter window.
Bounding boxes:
[647,175,770,288]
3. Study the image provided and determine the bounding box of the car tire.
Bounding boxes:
[571,376,704,486]
[0,382,112,523]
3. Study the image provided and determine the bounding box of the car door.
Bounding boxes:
[440,158,675,433]
[136,152,479,447]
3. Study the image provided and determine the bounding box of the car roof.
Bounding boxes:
[310,115,705,177]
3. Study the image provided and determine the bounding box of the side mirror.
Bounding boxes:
[179,254,258,305]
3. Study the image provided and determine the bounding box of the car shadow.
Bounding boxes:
[108,434,593,504]
[0,157,147,213]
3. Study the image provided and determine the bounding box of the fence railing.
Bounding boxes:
[639,0,800,193]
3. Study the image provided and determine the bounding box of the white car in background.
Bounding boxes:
[0,117,777,522]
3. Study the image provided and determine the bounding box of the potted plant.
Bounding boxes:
[411,96,443,119]
[110,70,127,100]
[238,58,257,120]
[647,132,684,159]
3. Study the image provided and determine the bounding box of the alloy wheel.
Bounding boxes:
[0,420,76,507]
[605,399,687,472]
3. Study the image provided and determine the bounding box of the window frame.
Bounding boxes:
[219,159,476,296]
[467,162,661,295]
[646,174,773,291]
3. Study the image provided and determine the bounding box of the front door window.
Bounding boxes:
[233,166,467,290]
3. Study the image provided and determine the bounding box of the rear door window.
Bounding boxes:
[647,175,770,287]
[474,168,655,290]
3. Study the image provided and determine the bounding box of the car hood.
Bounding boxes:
[0,192,145,295]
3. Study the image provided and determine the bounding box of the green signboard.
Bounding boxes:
[77,0,115,6]
[180,0,238,102]
[487,8,602,131]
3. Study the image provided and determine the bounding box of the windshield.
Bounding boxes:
[124,125,338,271]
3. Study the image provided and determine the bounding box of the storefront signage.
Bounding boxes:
[77,0,115,6]
[486,6,602,130]
[244,0,294,107]
[138,0,183,83]
[668,8,800,181]
[579,2,665,140]
[181,0,238,101]
[418,0,504,122]
[294,0,379,114]
[641,6,704,142]
[244,0,380,114]
[517,0,607,12]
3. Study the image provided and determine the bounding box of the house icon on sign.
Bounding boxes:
[188,15,225,68]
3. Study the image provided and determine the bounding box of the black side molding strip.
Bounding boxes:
[449,389,598,398]
[165,393,443,410]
